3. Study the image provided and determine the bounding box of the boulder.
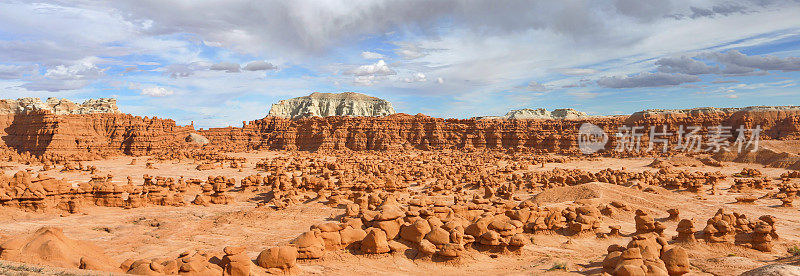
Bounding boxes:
[256,246,298,272]
[661,247,690,276]
[361,228,390,254]
[291,230,325,259]
[219,246,250,276]
[400,220,431,243]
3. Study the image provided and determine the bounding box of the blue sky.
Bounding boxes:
[0,0,799,128]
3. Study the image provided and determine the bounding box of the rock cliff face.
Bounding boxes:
[0,99,798,159]
[0,112,194,159]
[267,92,396,119]
[199,114,623,153]
[201,105,800,153]
[626,106,800,140]
[0,98,120,115]
[477,108,588,120]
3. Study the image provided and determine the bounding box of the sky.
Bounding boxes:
[0,0,799,128]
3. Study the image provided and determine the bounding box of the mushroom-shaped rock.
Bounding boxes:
[674,219,697,243]
[666,209,679,221]
[635,209,656,233]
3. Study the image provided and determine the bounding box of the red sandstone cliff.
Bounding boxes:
[1,106,799,159]
[0,112,194,160]
[199,106,800,153]
[199,114,623,153]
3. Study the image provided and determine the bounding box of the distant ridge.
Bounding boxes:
[267,92,396,119]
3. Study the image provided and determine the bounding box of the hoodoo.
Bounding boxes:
[2,3,799,275]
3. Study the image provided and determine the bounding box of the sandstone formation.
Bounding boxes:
[0,133,797,274]
[0,100,799,167]
[185,133,210,145]
[1,97,800,276]
[739,264,800,276]
[0,97,120,115]
[199,106,800,159]
[627,106,800,141]
[602,234,690,276]
[477,108,588,120]
[267,92,396,119]
[0,227,118,272]
[122,249,222,275]
[256,246,298,273]
[0,112,194,158]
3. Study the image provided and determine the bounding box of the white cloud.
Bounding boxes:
[556,68,598,76]
[349,60,396,76]
[404,72,427,82]
[361,51,384,59]
[43,62,104,80]
[353,75,376,86]
[0,64,36,79]
[725,94,739,98]
[0,0,797,124]
[21,61,105,91]
[141,86,174,97]
[394,43,429,60]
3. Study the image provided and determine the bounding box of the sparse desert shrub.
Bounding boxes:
[548,262,567,271]
[788,245,800,256]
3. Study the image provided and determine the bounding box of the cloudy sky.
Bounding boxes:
[1,0,799,127]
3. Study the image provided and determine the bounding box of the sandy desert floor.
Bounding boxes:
[1,149,799,275]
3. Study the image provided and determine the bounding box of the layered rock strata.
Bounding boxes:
[477,108,588,120]
[0,102,798,158]
[201,105,800,154]
[0,112,193,158]
[0,98,120,115]
[267,92,396,119]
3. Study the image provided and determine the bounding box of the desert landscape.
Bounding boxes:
[0,93,799,276]
[2,1,800,275]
